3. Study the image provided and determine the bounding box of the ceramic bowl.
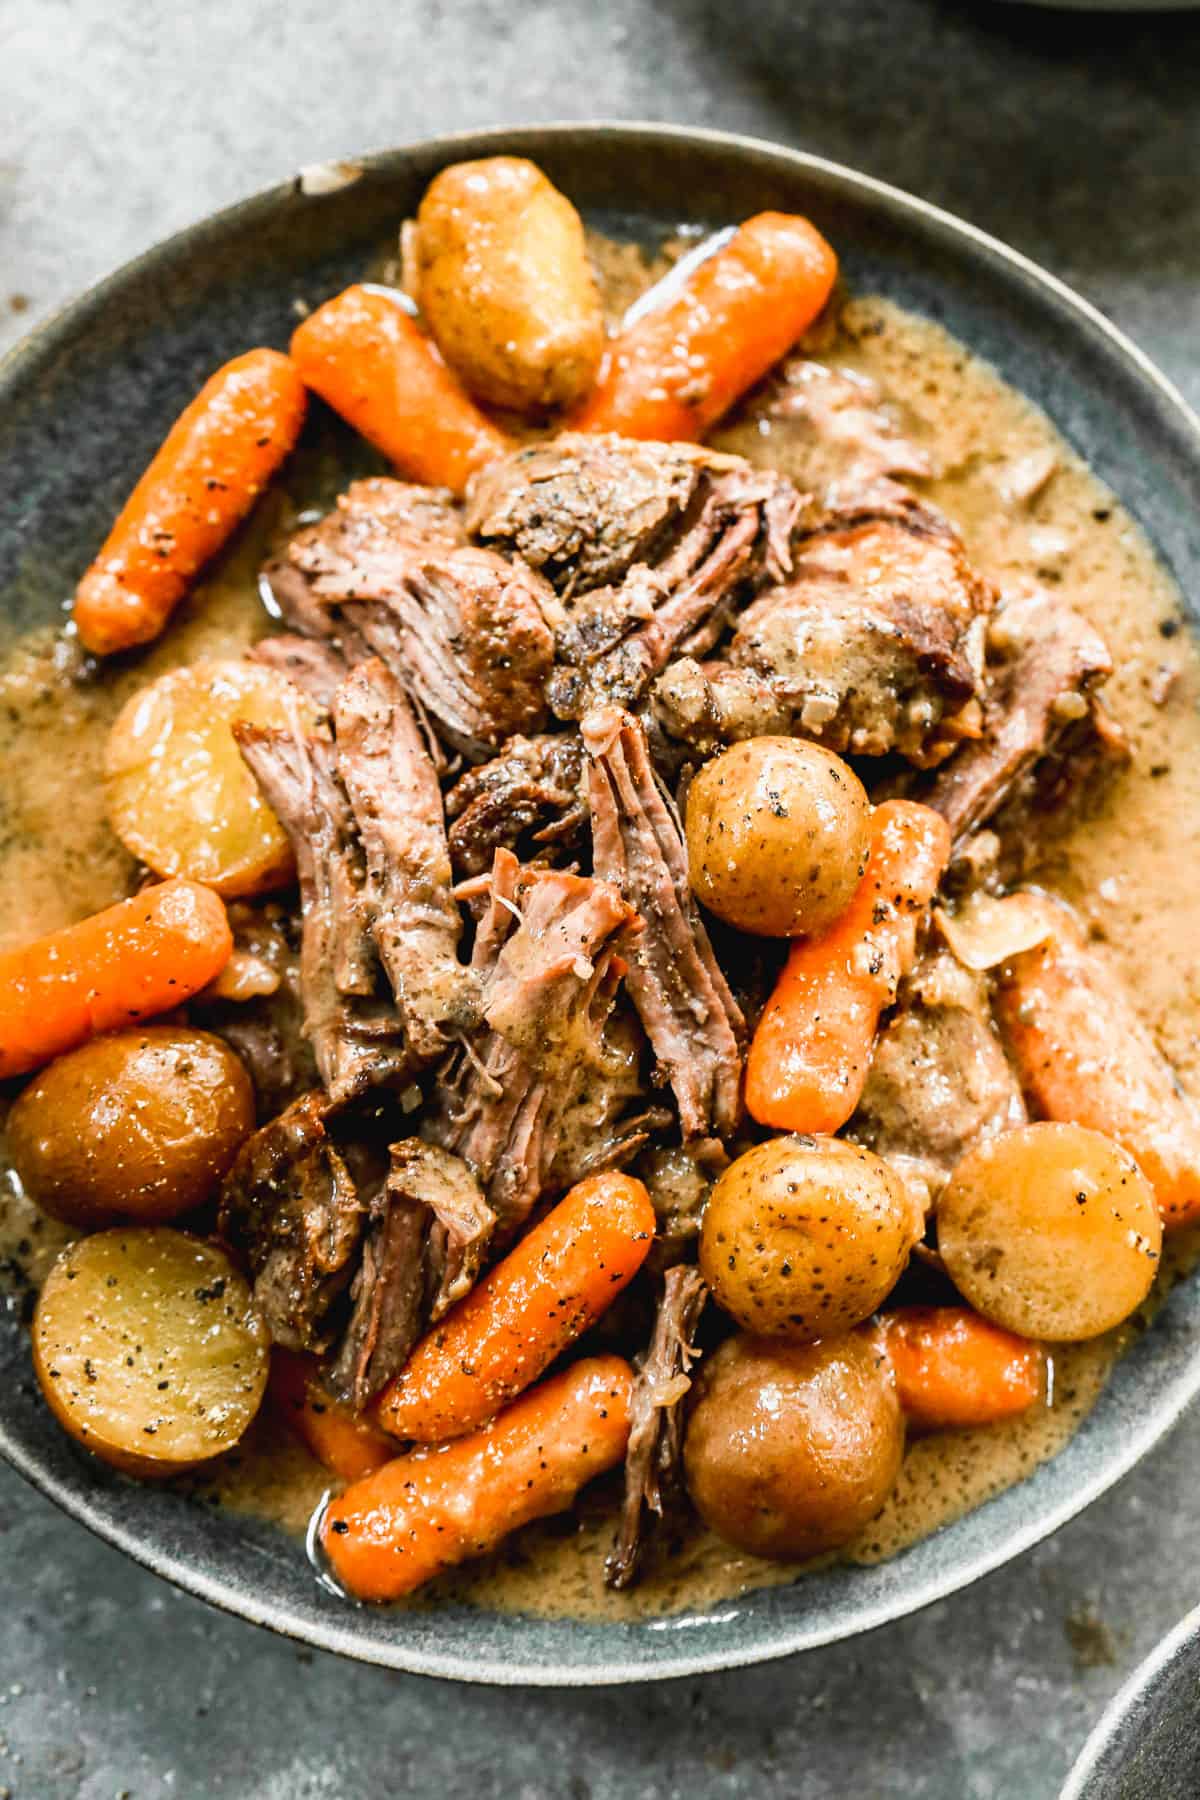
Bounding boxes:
[1062,1604,1200,1798]
[2,123,1199,1685]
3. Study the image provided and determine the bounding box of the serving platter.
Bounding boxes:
[2,122,1199,1685]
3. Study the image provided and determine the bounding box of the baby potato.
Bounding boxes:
[938,1122,1162,1342]
[685,738,870,938]
[7,1028,255,1229]
[33,1229,269,1476]
[700,1134,922,1340]
[106,659,314,897]
[414,156,605,413]
[684,1332,903,1559]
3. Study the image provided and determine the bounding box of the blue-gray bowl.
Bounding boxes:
[2,122,1199,1686]
[1062,1604,1200,1798]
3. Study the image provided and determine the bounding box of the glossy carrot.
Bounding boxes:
[574,212,838,441]
[73,350,307,655]
[994,900,1200,1229]
[0,880,231,1079]
[289,285,511,493]
[376,1171,655,1442]
[269,1351,395,1482]
[745,800,951,1134]
[324,1356,632,1602]
[878,1307,1044,1431]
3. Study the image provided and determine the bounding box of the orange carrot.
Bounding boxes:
[574,213,838,441]
[324,1356,632,1602]
[268,1351,395,1482]
[994,900,1200,1229]
[878,1307,1044,1431]
[73,349,307,655]
[0,880,231,1079]
[376,1171,655,1442]
[745,800,951,1134]
[289,285,511,494]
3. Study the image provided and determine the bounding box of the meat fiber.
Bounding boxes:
[429,850,639,1238]
[606,1267,709,1590]
[218,1091,362,1352]
[583,707,744,1139]
[235,721,412,1105]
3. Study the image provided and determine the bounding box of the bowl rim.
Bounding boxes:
[1060,1602,1200,1798]
[3,118,1200,1686]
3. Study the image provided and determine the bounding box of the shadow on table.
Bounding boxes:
[654,0,1200,287]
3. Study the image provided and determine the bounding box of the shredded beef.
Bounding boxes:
[606,1267,709,1590]
[329,1140,493,1408]
[546,458,799,722]
[724,356,932,494]
[583,708,744,1139]
[235,720,411,1105]
[924,588,1126,846]
[429,849,638,1238]
[218,1091,362,1352]
[445,732,587,879]
[334,659,477,1056]
[466,434,708,594]
[249,634,352,710]
[847,949,1026,1213]
[654,485,991,768]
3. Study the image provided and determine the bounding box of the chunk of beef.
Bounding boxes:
[547,458,799,722]
[445,732,587,879]
[606,1267,709,1590]
[847,949,1026,1214]
[334,659,477,1056]
[923,588,1127,847]
[190,903,315,1115]
[218,1091,362,1352]
[235,721,411,1105]
[730,355,932,493]
[280,483,551,757]
[654,487,992,768]
[336,547,556,760]
[466,434,707,594]
[430,850,638,1238]
[549,1000,671,1190]
[275,479,467,622]
[636,1142,724,1273]
[329,1140,493,1408]
[583,708,744,1140]
[249,634,352,710]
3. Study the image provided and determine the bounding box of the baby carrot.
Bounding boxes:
[289,284,511,494]
[574,212,838,441]
[324,1356,632,1602]
[73,349,307,655]
[0,879,231,1079]
[994,900,1200,1229]
[268,1351,395,1482]
[376,1171,655,1442]
[878,1307,1044,1432]
[745,800,951,1135]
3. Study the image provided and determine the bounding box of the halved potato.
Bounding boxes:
[105,659,313,897]
[33,1229,269,1475]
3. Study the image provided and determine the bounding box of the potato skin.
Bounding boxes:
[32,1229,268,1476]
[684,1333,903,1558]
[700,1135,922,1340]
[685,738,870,938]
[938,1122,1161,1342]
[7,1028,255,1228]
[415,156,605,413]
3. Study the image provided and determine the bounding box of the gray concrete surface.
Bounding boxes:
[2,1,1200,1794]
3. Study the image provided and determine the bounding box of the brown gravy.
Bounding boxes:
[2,235,1199,1625]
